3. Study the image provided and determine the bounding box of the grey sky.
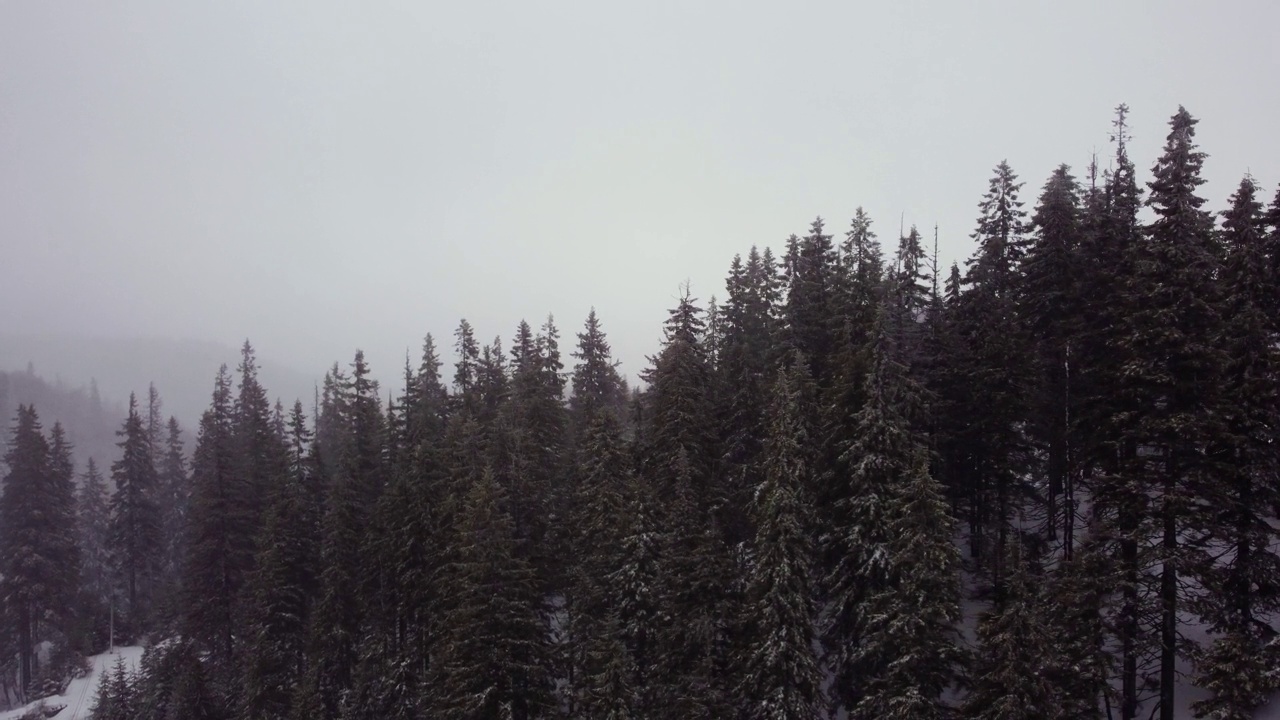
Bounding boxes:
[3,1,1278,390]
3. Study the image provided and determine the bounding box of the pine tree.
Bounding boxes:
[1041,536,1114,719]
[91,655,136,720]
[785,218,839,386]
[242,409,320,720]
[717,246,786,547]
[569,309,627,434]
[154,417,188,631]
[609,481,663,716]
[45,420,83,618]
[1077,103,1151,720]
[185,366,252,668]
[1020,164,1085,548]
[964,544,1053,720]
[1191,174,1280,719]
[1,405,59,698]
[576,614,639,720]
[78,458,113,647]
[741,362,820,720]
[431,467,551,719]
[108,394,162,638]
[233,341,288,541]
[566,411,635,711]
[640,287,716,509]
[825,311,960,718]
[952,159,1034,590]
[1122,106,1225,720]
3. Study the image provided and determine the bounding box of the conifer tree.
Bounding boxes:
[45,420,82,609]
[570,309,626,434]
[1192,175,1280,719]
[741,362,820,720]
[890,224,933,360]
[717,247,785,546]
[1020,164,1085,547]
[1040,537,1114,719]
[155,417,187,630]
[185,367,252,668]
[234,342,289,541]
[825,309,960,718]
[432,467,551,719]
[854,454,961,720]
[964,544,1053,720]
[785,218,839,386]
[242,408,320,720]
[1123,106,1224,720]
[108,394,162,637]
[951,159,1034,590]
[78,458,113,646]
[91,655,136,720]
[641,287,716,507]
[1077,104,1152,720]
[821,213,884,577]
[1,405,60,697]
[566,411,634,711]
[576,614,638,720]
[609,480,663,715]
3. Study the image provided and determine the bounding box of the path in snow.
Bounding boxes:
[0,646,143,720]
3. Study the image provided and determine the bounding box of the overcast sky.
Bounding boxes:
[3,1,1278,388]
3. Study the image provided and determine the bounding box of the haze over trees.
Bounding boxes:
[3,105,1280,720]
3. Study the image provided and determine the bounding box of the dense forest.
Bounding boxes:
[4,104,1280,720]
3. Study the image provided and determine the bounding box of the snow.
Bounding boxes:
[0,646,144,720]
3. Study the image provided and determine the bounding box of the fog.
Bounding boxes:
[3,0,1278,396]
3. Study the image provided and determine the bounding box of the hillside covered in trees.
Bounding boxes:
[5,105,1280,720]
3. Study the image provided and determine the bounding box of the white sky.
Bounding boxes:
[2,0,1278,387]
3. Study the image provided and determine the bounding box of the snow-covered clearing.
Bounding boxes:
[0,646,143,720]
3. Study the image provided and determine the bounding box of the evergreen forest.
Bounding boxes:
[4,105,1280,720]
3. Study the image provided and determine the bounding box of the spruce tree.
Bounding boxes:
[234,342,287,532]
[45,421,83,619]
[717,246,786,546]
[1020,164,1085,548]
[741,362,820,720]
[1191,175,1280,719]
[1,405,58,698]
[242,410,320,720]
[784,218,839,386]
[1123,106,1224,720]
[1040,537,1114,719]
[569,309,627,434]
[825,310,960,718]
[92,655,136,720]
[78,457,113,646]
[952,159,1034,590]
[576,614,639,720]
[1077,103,1151,720]
[964,544,1053,720]
[154,417,187,631]
[566,410,635,712]
[185,366,252,669]
[609,479,663,716]
[432,467,551,719]
[108,394,163,638]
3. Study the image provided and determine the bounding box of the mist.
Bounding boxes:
[4,1,1278,401]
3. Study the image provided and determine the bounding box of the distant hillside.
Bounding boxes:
[0,334,320,434]
[0,366,124,473]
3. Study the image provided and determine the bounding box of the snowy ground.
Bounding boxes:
[0,646,143,720]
